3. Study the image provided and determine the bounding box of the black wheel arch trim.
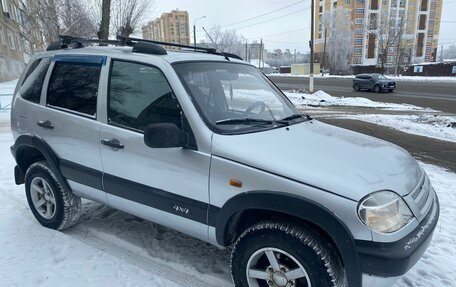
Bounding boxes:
[214,191,362,287]
[12,134,71,191]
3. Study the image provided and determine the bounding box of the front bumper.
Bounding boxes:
[355,194,439,278]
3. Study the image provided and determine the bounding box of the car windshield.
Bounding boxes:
[173,62,304,134]
[372,74,388,80]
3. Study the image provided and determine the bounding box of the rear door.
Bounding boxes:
[99,59,210,241]
[34,55,107,203]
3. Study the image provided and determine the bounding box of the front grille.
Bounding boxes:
[405,174,434,221]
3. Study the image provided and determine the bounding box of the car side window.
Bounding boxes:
[20,58,51,104]
[108,60,181,132]
[47,61,101,116]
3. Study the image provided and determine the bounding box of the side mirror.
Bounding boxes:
[144,123,186,148]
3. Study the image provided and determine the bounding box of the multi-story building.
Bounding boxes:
[1,0,47,81]
[142,10,190,48]
[314,0,443,68]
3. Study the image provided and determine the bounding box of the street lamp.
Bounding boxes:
[193,16,206,47]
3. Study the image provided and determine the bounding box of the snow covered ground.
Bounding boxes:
[0,126,455,286]
[285,90,435,111]
[338,114,456,143]
[268,73,456,83]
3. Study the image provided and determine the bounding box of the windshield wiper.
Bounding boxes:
[279,113,312,122]
[216,118,274,125]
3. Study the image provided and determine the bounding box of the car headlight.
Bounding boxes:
[358,191,413,233]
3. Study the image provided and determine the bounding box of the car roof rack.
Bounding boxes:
[46,35,243,61]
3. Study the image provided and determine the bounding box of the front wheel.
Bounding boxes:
[25,161,82,230]
[231,221,345,287]
[374,85,381,93]
[353,83,360,91]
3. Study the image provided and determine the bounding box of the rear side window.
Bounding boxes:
[20,58,51,103]
[108,60,180,131]
[47,62,101,116]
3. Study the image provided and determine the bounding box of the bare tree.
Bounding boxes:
[321,7,352,74]
[203,26,246,57]
[111,0,155,37]
[97,0,111,41]
[60,0,97,38]
[367,11,410,73]
[441,45,456,60]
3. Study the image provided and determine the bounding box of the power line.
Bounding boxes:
[228,7,310,31]
[206,0,307,30]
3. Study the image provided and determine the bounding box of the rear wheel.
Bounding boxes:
[353,83,360,91]
[25,161,81,230]
[231,221,345,287]
[374,85,381,93]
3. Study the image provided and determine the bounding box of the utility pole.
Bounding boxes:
[309,0,315,93]
[245,42,248,61]
[193,16,206,47]
[394,16,404,76]
[259,39,263,69]
[440,45,444,62]
[322,28,327,76]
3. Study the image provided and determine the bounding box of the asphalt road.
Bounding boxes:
[320,118,456,172]
[269,76,456,114]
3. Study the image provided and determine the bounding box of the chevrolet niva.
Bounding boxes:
[10,37,439,287]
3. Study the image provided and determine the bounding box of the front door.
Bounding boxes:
[99,59,210,241]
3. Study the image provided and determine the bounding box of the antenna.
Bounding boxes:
[202,27,230,61]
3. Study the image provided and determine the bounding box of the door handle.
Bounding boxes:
[37,120,54,129]
[101,138,124,149]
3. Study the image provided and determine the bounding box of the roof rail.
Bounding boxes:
[46,35,243,60]
[117,36,243,60]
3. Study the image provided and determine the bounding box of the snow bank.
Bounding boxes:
[340,114,456,143]
[285,90,434,111]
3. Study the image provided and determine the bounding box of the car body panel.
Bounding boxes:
[211,120,421,201]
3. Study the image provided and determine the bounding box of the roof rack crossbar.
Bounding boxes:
[117,36,216,53]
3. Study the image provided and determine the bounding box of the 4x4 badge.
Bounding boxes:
[173,205,189,215]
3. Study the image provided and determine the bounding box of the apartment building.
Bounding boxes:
[314,0,443,67]
[142,10,190,48]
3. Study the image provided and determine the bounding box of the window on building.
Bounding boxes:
[356,8,364,14]
[0,27,3,46]
[354,38,363,45]
[418,14,426,30]
[369,13,378,29]
[420,0,428,11]
[354,48,362,55]
[370,0,378,10]
[333,2,337,8]
[7,30,15,49]
[368,33,376,58]
[346,0,351,5]
[357,0,365,3]
[319,6,323,12]
[20,58,51,104]
[416,33,425,57]
[399,0,406,7]
[355,29,364,35]
[47,61,102,116]
[108,60,180,132]
[355,18,364,24]
[1,0,9,13]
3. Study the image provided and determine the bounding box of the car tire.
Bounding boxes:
[374,85,381,93]
[354,84,360,91]
[25,161,82,230]
[231,221,346,287]
[388,89,394,93]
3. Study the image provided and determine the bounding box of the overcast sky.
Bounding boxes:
[153,0,456,53]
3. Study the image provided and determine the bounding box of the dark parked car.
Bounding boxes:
[353,73,396,93]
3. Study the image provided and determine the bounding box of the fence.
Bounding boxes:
[0,94,13,111]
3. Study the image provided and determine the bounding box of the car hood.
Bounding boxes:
[378,79,395,83]
[211,120,421,201]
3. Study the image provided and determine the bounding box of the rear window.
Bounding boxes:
[47,62,101,116]
[20,58,51,104]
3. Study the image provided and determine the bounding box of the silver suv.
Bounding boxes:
[10,37,439,287]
